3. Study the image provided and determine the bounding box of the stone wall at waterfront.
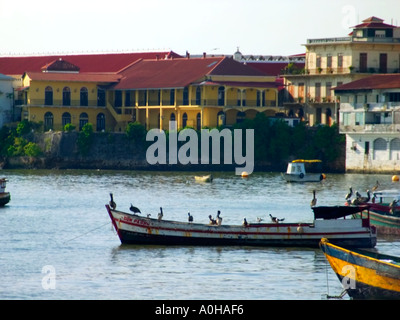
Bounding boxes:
[2,131,345,172]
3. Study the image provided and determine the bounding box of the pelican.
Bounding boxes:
[352,190,370,205]
[242,218,248,227]
[109,193,116,210]
[345,187,353,200]
[371,181,380,192]
[269,214,285,223]
[188,212,193,223]
[158,207,163,221]
[216,210,223,225]
[257,217,264,223]
[310,190,317,207]
[129,203,141,214]
[208,215,217,225]
[389,199,398,214]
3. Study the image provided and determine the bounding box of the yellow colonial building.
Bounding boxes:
[7,52,281,132]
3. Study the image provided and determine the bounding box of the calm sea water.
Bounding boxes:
[1,169,400,300]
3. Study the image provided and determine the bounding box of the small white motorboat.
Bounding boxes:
[281,159,325,182]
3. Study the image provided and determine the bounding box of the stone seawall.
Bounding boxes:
[2,131,346,173]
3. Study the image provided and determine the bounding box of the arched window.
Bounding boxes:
[373,138,387,160]
[62,112,71,127]
[96,113,105,132]
[169,89,175,105]
[217,111,225,126]
[62,87,71,106]
[79,112,89,130]
[218,86,225,106]
[45,86,53,105]
[236,111,246,123]
[80,87,88,106]
[196,87,201,105]
[182,113,188,128]
[97,88,106,106]
[170,113,176,121]
[44,112,53,131]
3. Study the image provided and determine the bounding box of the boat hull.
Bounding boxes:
[354,203,400,235]
[106,205,377,248]
[281,173,323,182]
[0,192,10,206]
[320,238,400,299]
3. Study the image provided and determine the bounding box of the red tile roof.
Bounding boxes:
[24,71,122,83]
[352,16,396,29]
[334,74,400,91]
[0,51,181,76]
[114,57,268,90]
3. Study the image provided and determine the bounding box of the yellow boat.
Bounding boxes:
[320,238,400,299]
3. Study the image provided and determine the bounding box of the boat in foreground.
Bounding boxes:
[0,178,10,207]
[350,190,400,235]
[281,159,325,182]
[320,238,400,299]
[105,197,376,248]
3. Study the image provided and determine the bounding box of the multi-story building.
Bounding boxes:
[0,73,16,127]
[283,16,400,126]
[0,51,281,132]
[335,74,400,172]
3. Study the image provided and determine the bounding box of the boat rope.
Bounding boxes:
[323,257,347,300]
[62,221,110,244]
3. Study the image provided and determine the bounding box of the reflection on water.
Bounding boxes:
[1,169,399,299]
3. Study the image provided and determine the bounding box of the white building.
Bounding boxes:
[0,73,15,127]
[284,16,400,126]
[335,74,400,173]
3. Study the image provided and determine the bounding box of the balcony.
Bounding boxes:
[28,99,104,108]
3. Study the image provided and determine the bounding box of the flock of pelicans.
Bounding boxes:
[108,179,392,227]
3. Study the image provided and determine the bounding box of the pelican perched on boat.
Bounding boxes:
[129,203,141,214]
[269,214,285,223]
[345,187,353,201]
[389,199,399,214]
[352,190,370,205]
[310,190,317,207]
[216,210,222,225]
[158,207,163,221]
[208,215,217,225]
[242,218,248,227]
[109,193,116,210]
[188,212,193,223]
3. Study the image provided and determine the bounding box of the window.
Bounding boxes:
[389,92,400,102]
[315,83,321,102]
[196,87,201,105]
[80,87,88,106]
[373,138,387,160]
[196,113,201,130]
[217,111,225,126]
[257,91,265,107]
[327,54,332,68]
[316,56,321,68]
[44,112,53,131]
[169,89,175,105]
[62,112,71,127]
[114,90,122,108]
[45,86,53,106]
[359,53,368,73]
[337,54,343,68]
[125,91,131,106]
[236,111,246,124]
[170,113,176,122]
[96,113,105,132]
[390,138,400,160]
[182,113,188,128]
[62,87,71,106]
[97,88,106,107]
[79,112,89,130]
[183,87,189,105]
[218,86,225,106]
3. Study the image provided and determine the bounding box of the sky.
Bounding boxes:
[0,0,399,57]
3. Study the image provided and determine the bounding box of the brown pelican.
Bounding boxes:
[188,212,193,223]
[208,215,217,225]
[158,207,163,221]
[345,187,353,200]
[216,210,223,225]
[129,203,141,214]
[269,214,285,223]
[310,190,317,207]
[109,193,116,210]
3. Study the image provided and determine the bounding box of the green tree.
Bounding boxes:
[126,121,147,143]
[77,123,94,155]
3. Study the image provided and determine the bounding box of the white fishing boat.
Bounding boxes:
[105,195,376,248]
[281,159,325,182]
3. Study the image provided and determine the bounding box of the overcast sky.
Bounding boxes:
[0,0,399,57]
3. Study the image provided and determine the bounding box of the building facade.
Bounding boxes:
[0,73,15,127]
[283,16,400,126]
[335,74,400,172]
